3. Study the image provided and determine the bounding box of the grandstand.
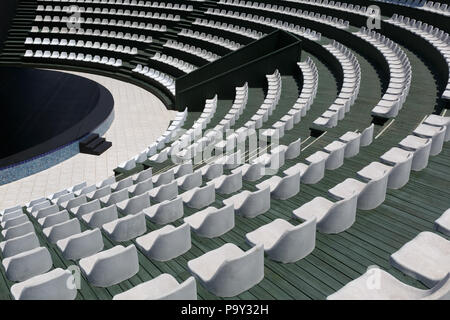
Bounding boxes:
[0,0,448,300]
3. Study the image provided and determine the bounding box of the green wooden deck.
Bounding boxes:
[0,1,448,300]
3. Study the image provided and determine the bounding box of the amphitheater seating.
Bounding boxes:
[0,0,448,302]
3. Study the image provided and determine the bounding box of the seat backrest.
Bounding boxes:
[271,218,316,261]
[90,245,138,280]
[320,192,358,233]
[213,245,264,291]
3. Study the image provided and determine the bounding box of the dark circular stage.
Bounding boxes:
[0,67,114,168]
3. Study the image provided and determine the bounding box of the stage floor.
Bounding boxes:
[0,69,176,210]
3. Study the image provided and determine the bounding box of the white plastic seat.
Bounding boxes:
[413,124,446,155]
[0,232,39,258]
[152,169,174,187]
[143,196,183,224]
[187,243,264,297]
[43,218,81,244]
[380,147,414,189]
[223,187,270,218]
[34,204,59,219]
[135,223,191,261]
[128,177,153,197]
[112,176,133,192]
[2,222,34,241]
[324,140,346,170]
[293,191,358,234]
[390,232,450,288]
[81,204,118,228]
[38,210,69,228]
[72,199,101,217]
[2,214,28,229]
[181,184,215,209]
[113,274,197,300]
[56,228,103,260]
[339,131,361,158]
[231,162,264,182]
[246,218,316,263]
[102,212,146,242]
[208,171,242,195]
[174,162,193,178]
[79,245,139,287]
[256,171,300,200]
[149,181,178,203]
[116,192,150,215]
[360,124,374,146]
[3,247,52,282]
[11,268,77,300]
[184,204,234,238]
[133,167,152,184]
[200,163,223,180]
[99,188,129,207]
[284,151,328,184]
[61,195,87,210]
[285,138,301,159]
[398,135,432,171]
[423,114,450,141]
[176,171,202,191]
[329,162,392,210]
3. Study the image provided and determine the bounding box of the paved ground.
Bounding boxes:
[0,69,176,210]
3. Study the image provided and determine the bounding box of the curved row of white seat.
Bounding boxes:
[30,24,161,38]
[35,8,181,21]
[178,28,242,51]
[33,16,168,32]
[387,14,450,100]
[355,27,412,118]
[163,40,220,62]
[240,70,281,137]
[374,0,450,16]
[217,0,349,29]
[29,27,153,45]
[172,83,250,164]
[24,49,122,66]
[151,52,196,74]
[37,1,194,12]
[24,37,138,55]
[313,40,361,128]
[284,0,374,17]
[132,64,176,94]
[296,116,448,241]
[171,95,222,161]
[192,18,264,40]
[207,7,322,41]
